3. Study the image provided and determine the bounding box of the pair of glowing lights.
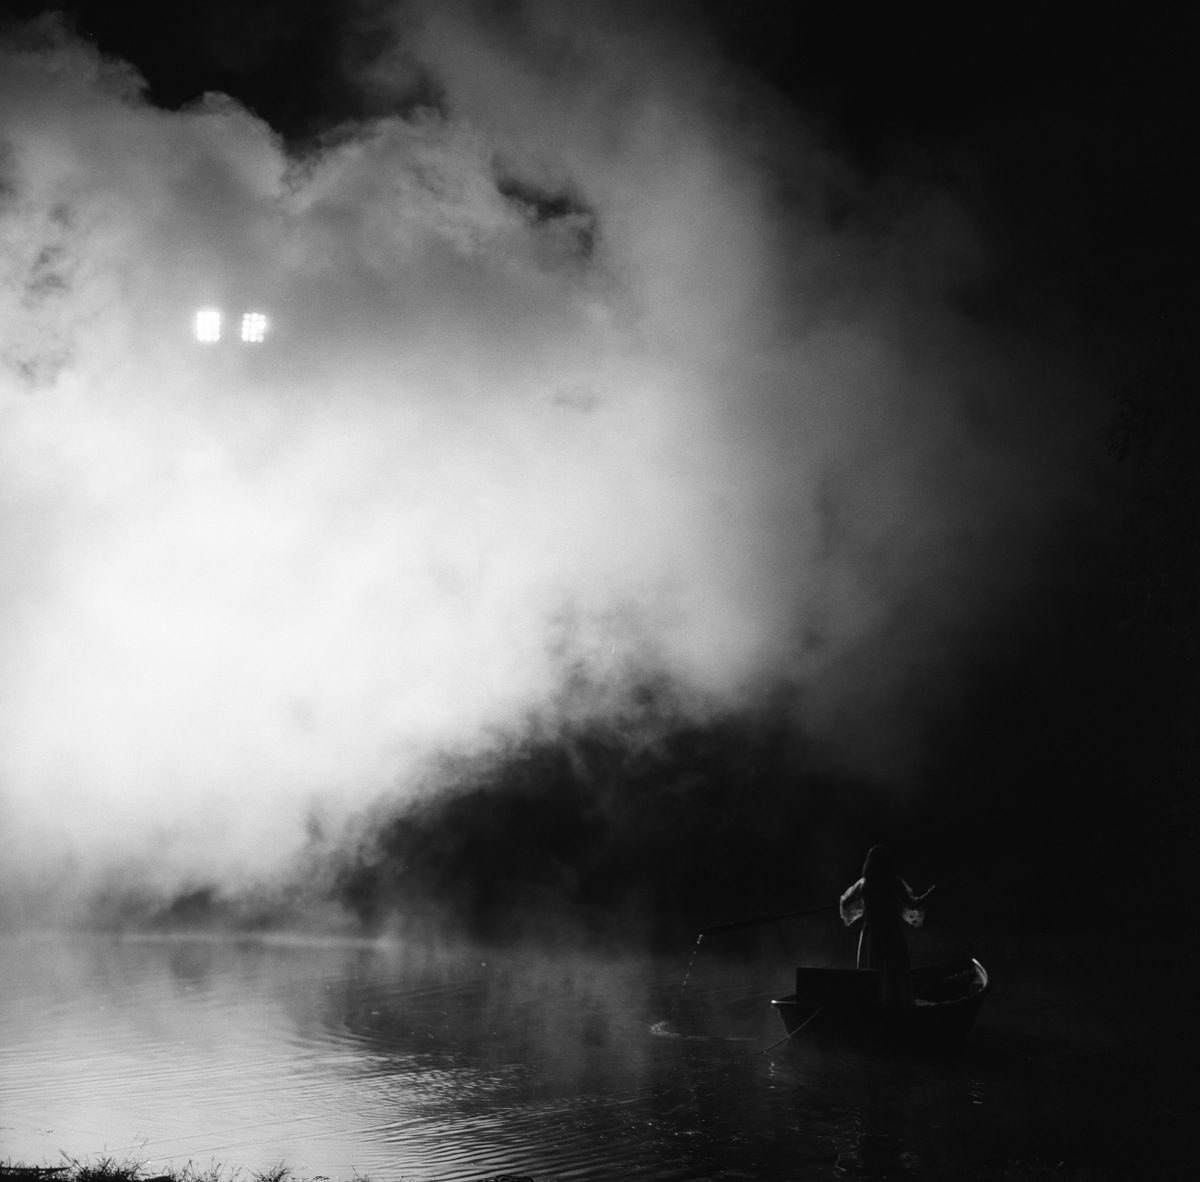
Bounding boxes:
[194,308,269,344]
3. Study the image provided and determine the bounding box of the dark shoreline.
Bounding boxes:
[0,1152,1116,1181]
[0,1161,292,1182]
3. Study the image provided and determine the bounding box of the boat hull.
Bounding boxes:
[770,957,989,1044]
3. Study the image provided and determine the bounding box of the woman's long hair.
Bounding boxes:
[862,844,897,883]
[861,844,906,914]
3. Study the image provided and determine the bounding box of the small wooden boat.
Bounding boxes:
[770,957,990,1044]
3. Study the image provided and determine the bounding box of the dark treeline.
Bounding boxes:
[331,524,1196,954]
[112,382,1197,953]
[313,4,1200,954]
[108,346,1196,953]
[331,348,1198,951]
[331,691,850,947]
[926,325,1198,941]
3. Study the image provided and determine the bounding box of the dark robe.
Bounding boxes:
[839,874,926,1007]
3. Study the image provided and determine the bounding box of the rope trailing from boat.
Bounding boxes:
[757,1005,823,1056]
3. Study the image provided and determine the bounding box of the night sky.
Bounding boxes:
[0,1,1195,943]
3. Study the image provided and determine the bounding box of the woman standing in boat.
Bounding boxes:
[840,845,934,1007]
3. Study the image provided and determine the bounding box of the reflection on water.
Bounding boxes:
[0,932,1185,1180]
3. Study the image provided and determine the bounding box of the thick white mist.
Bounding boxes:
[0,7,1088,909]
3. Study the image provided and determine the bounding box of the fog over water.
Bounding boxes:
[0,2,1188,933]
[2,929,1186,1180]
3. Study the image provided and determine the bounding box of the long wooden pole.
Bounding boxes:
[698,901,837,937]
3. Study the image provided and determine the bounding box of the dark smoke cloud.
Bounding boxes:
[0,3,1105,921]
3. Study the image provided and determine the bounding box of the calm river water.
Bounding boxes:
[0,931,1187,1180]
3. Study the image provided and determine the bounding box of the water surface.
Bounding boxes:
[0,931,1185,1179]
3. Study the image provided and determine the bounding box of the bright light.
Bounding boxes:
[195,308,222,343]
[241,312,268,343]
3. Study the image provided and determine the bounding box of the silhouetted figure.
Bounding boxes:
[839,845,934,1007]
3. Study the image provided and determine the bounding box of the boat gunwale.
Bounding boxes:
[768,957,990,1043]
[770,956,989,1010]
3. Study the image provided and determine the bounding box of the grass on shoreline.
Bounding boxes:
[0,1159,300,1182]
[0,1152,1115,1182]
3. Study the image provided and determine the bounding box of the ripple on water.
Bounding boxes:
[0,932,1182,1180]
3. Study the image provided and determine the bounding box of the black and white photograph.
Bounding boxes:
[0,2,1194,1179]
